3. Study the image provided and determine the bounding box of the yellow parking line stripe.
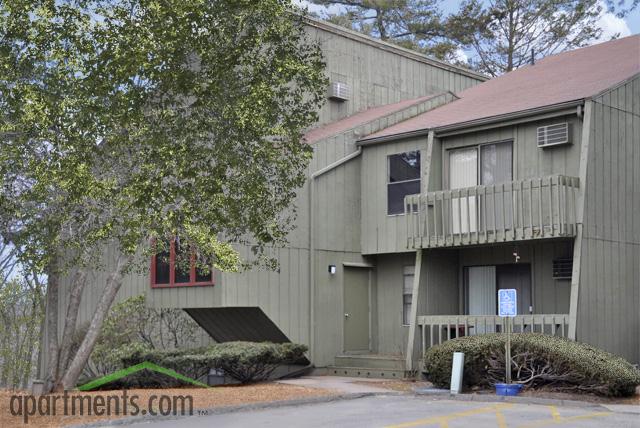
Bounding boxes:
[385,403,513,428]
[517,411,611,428]
[548,406,562,421]
[495,407,508,428]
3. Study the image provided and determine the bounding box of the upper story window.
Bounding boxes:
[151,239,214,288]
[387,151,421,215]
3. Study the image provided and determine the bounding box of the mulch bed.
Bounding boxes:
[0,383,337,427]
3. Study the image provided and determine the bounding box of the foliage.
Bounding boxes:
[423,334,640,396]
[0,0,326,273]
[604,0,639,17]
[449,0,604,76]
[0,0,326,390]
[0,276,44,389]
[89,342,310,388]
[79,295,200,381]
[308,0,464,62]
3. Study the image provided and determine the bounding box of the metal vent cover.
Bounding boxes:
[537,122,571,147]
[329,81,349,101]
[552,258,573,280]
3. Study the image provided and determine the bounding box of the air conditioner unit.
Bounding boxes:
[552,258,573,280]
[537,122,571,148]
[328,81,349,101]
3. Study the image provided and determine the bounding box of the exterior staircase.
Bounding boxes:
[327,354,406,379]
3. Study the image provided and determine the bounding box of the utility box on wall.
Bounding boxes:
[328,81,350,102]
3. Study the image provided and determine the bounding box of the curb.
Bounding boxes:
[70,392,395,427]
[414,390,610,410]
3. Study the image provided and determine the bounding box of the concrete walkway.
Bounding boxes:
[276,376,393,394]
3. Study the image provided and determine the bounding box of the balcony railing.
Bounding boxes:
[417,314,570,354]
[405,175,579,249]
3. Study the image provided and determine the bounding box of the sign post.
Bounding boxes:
[498,289,517,384]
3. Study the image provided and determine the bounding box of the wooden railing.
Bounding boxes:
[417,314,570,354]
[405,175,579,249]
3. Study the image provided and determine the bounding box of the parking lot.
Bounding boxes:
[125,394,640,428]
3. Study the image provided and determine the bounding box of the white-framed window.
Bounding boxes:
[387,151,420,215]
[402,265,415,326]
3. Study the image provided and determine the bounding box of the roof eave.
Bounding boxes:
[357,99,585,145]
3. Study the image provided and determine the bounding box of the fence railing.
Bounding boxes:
[405,175,579,249]
[417,314,570,354]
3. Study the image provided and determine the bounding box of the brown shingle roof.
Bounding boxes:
[363,34,640,141]
[303,93,443,144]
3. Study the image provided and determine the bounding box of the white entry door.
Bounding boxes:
[467,266,497,333]
[449,147,478,234]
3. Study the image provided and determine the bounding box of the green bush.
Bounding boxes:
[423,334,640,397]
[108,341,308,388]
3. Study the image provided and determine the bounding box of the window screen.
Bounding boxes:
[402,266,415,326]
[388,151,420,215]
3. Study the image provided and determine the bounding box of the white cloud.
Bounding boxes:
[294,1,344,15]
[451,47,469,64]
[595,1,632,40]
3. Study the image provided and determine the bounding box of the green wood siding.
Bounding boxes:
[305,22,482,127]
[361,115,583,254]
[578,74,640,364]
[46,22,487,370]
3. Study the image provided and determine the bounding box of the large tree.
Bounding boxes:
[449,0,604,76]
[0,0,326,391]
[308,0,462,61]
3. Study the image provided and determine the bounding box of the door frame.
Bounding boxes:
[462,262,534,315]
[342,265,373,354]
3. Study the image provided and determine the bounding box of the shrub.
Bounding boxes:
[106,341,309,388]
[423,334,640,397]
[78,295,202,384]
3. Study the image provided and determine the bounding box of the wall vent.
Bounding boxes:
[328,81,349,101]
[552,258,573,280]
[537,122,571,148]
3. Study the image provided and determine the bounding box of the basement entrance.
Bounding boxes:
[343,267,371,353]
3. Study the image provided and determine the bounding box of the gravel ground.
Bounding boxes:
[0,383,337,427]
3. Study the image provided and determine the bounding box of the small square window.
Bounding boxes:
[388,151,421,215]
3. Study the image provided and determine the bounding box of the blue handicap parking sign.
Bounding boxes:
[498,289,517,317]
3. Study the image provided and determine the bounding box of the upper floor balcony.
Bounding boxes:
[404,175,579,249]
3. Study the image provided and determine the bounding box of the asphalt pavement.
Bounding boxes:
[119,394,640,428]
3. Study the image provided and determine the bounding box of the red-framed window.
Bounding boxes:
[150,239,214,288]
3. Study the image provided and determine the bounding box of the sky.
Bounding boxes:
[298,0,639,51]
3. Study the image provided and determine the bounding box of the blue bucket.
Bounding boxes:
[495,383,523,396]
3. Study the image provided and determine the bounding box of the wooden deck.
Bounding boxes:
[405,175,579,249]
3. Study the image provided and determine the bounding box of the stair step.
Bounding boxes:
[334,354,405,370]
[326,365,406,379]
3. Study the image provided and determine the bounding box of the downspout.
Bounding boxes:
[308,147,363,363]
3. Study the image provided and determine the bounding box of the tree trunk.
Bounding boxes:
[57,269,88,376]
[58,254,132,391]
[44,261,60,393]
[375,8,388,40]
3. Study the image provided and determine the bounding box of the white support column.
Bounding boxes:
[405,249,423,371]
[568,101,592,340]
[405,130,434,371]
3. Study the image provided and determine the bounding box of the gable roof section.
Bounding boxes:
[304,93,449,144]
[361,34,640,141]
[304,17,486,81]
